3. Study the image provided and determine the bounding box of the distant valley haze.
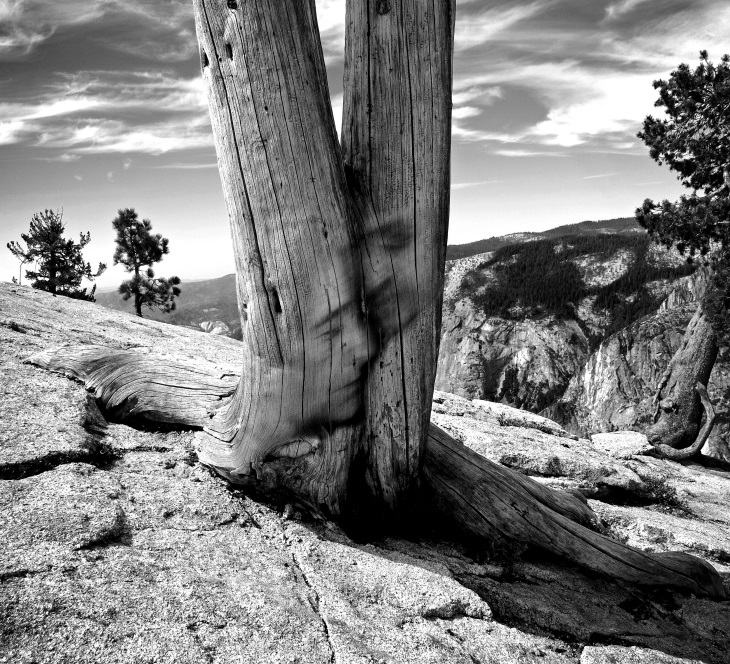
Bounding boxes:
[1,0,729,290]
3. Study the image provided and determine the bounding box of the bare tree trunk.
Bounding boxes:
[647,301,718,451]
[653,383,716,460]
[23,0,726,598]
[342,0,454,513]
[191,0,453,518]
[192,0,371,515]
[134,266,142,317]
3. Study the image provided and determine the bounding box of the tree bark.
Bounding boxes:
[425,425,724,598]
[193,0,370,515]
[192,0,453,518]
[22,0,726,599]
[647,301,718,450]
[653,382,716,460]
[342,0,454,513]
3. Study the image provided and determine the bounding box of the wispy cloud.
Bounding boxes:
[494,149,568,158]
[0,70,211,155]
[0,0,194,60]
[315,0,346,65]
[452,86,503,107]
[2,0,728,167]
[451,180,506,190]
[454,2,551,52]
[583,172,616,180]
[448,0,729,156]
[604,0,653,21]
[0,0,107,57]
[154,161,217,170]
[453,106,482,120]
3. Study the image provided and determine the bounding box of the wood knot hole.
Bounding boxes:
[201,50,209,68]
[267,283,282,314]
[227,0,238,8]
[225,43,233,60]
[376,0,391,15]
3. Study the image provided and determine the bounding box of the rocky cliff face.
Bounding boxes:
[545,270,730,460]
[436,236,690,411]
[436,297,589,410]
[543,303,695,433]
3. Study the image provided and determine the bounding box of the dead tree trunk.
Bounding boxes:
[26,0,726,598]
[192,0,453,518]
[647,300,718,454]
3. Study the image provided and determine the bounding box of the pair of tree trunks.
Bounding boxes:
[193,0,451,517]
[28,0,725,599]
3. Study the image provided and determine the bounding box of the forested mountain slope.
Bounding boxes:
[436,231,694,410]
[96,273,241,339]
[445,217,643,261]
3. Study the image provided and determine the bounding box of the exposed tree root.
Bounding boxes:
[28,345,237,428]
[653,383,716,460]
[27,346,726,599]
[425,426,725,599]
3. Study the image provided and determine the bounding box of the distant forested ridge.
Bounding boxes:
[437,220,699,413]
[456,231,695,340]
[446,217,643,261]
[96,273,241,339]
[96,217,688,344]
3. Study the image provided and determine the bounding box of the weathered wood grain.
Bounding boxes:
[342,0,456,511]
[191,0,456,515]
[655,382,716,459]
[192,0,370,512]
[27,345,237,428]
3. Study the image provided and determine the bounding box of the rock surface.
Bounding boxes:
[580,646,706,663]
[2,283,729,663]
[590,432,654,459]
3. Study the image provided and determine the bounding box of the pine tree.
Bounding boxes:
[6,210,106,301]
[112,208,181,317]
[636,51,730,457]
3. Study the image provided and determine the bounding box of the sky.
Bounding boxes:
[1,0,728,290]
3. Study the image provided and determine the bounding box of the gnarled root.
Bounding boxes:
[27,345,237,428]
[27,345,726,599]
[425,425,725,599]
[653,382,716,461]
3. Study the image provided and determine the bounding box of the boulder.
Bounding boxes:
[200,320,231,336]
[591,431,654,459]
